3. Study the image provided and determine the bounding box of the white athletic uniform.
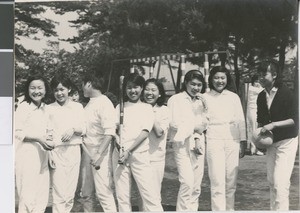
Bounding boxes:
[167,91,206,211]
[49,100,85,213]
[246,85,263,152]
[149,104,170,203]
[15,102,50,213]
[81,95,117,212]
[204,89,246,211]
[113,101,163,212]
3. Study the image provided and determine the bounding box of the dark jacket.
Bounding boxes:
[257,85,298,143]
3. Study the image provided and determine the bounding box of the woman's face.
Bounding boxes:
[253,80,261,88]
[185,78,203,97]
[70,91,80,102]
[212,72,227,92]
[126,82,142,103]
[143,82,160,106]
[28,79,46,106]
[258,71,276,89]
[53,83,70,105]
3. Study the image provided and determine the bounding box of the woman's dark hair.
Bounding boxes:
[23,75,51,104]
[208,66,232,91]
[50,74,73,90]
[257,60,282,88]
[251,74,259,86]
[123,73,145,102]
[143,78,166,106]
[82,73,105,92]
[182,70,205,93]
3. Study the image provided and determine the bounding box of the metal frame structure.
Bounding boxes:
[108,50,231,93]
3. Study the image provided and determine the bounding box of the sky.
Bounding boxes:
[16,6,79,53]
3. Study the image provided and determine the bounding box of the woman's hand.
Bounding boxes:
[239,140,247,158]
[61,128,75,142]
[38,138,54,151]
[118,150,130,165]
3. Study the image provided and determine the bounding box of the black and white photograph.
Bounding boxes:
[14,0,299,212]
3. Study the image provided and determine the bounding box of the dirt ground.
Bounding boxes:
[16,146,299,212]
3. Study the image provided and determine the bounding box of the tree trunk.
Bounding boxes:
[176,61,182,93]
[278,37,287,78]
[234,35,240,93]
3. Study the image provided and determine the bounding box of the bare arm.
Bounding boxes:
[261,119,295,133]
[93,135,113,165]
[152,122,164,137]
[23,135,54,151]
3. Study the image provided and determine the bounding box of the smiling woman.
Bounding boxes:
[15,75,53,212]
[167,69,207,211]
[113,73,163,212]
[48,74,86,213]
[203,66,247,211]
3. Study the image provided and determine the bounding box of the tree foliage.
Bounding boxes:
[15,0,298,96]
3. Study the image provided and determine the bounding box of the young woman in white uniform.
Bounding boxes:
[15,75,54,213]
[167,70,207,211]
[113,73,163,212]
[49,75,86,213]
[143,78,170,205]
[81,73,117,212]
[203,66,247,211]
[246,75,263,155]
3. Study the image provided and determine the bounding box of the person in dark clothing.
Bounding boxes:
[256,60,298,211]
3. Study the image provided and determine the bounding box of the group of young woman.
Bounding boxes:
[15,60,298,212]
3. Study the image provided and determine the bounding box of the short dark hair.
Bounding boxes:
[123,73,145,102]
[82,73,105,92]
[23,75,51,104]
[143,78,166,106]
[208,66,232,91]
[257,60,282,88]
[182,69,206,93]
[50,74,73,90]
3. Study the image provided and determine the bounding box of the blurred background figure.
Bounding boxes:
[246,74,264,155]
[69,83,80,103]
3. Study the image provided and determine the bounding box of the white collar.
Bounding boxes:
[209,89,230,96]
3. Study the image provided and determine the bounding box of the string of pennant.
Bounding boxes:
[129,52,205,63]
[129,50,229,64]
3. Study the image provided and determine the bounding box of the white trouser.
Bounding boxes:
[266,137,298,211]
[246,108,257,151]
[206,138,240,211]
[150,159,165,203]
[16,142,49,213]
[137,151,166,211]
[172,135,205,211]
[81,144,117,212]
[51,145,81,213]
[112,148,163,212]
